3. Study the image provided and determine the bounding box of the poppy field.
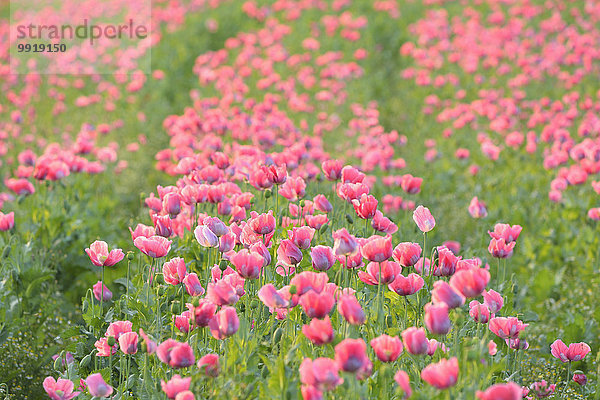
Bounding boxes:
[1,0,600,398]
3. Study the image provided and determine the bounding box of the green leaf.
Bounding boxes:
[114,277,135,291]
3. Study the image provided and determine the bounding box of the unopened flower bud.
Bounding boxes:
[273,327,283,345]
[2,245,11,259]
[345,214,354,224]
[53,356,63,370]
[386,315,393,328]
[79,354,92,368]
[219,260,228,271]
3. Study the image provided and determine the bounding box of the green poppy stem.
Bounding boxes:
[100,266,105,317]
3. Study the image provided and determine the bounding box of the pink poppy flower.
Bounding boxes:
[550,339,591,362]
[401,327,428,355]
[424,302,451,335]
[476,382,522,400]
[197,354,220,377]
[360,235,393,262]
[92,281,112,302]
[370,334,403,362]
[43,377,80,400]
[258,284,289,310]
[394,370,412,399]
[209,306,240,339]
[86,373,113,398]
[337,294,366,325]
[85,240,125,267]
[392,242,421,267]
[134,235,172,258]
[468,196,488,218]
[358,261,400,285]
[118,332,139,355]
[413,205,435,232]
[300,290,335,319]
[449,268,490,298]
[230,249,264,279]
[332,228,358,256]
[421,357,459,389]
[302,316,334,346]
[299,357,343,392]
[157,339,195,368]
[163,257,188,285]
[489,317,528,339]
[0,211,14,231]
[161,375,191,399]
[388,273,424,296]
[334,338,370,374]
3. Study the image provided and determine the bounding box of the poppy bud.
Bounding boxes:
[573,372,587,386]
[2,245,11,259]
[219,260,228,271]
[385,315,393,328]
[107,336,116,347]
[289,285,297,295]
[265,189,272,198]
[127,252,135,261]
[80,354,92,368]
[345,214,354,224]
[262,305,270,319]
[53,356,62,370]
[273,327,283,345]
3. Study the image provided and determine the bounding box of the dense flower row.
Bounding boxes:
[43,155,592,398]
[0,0,595,398]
